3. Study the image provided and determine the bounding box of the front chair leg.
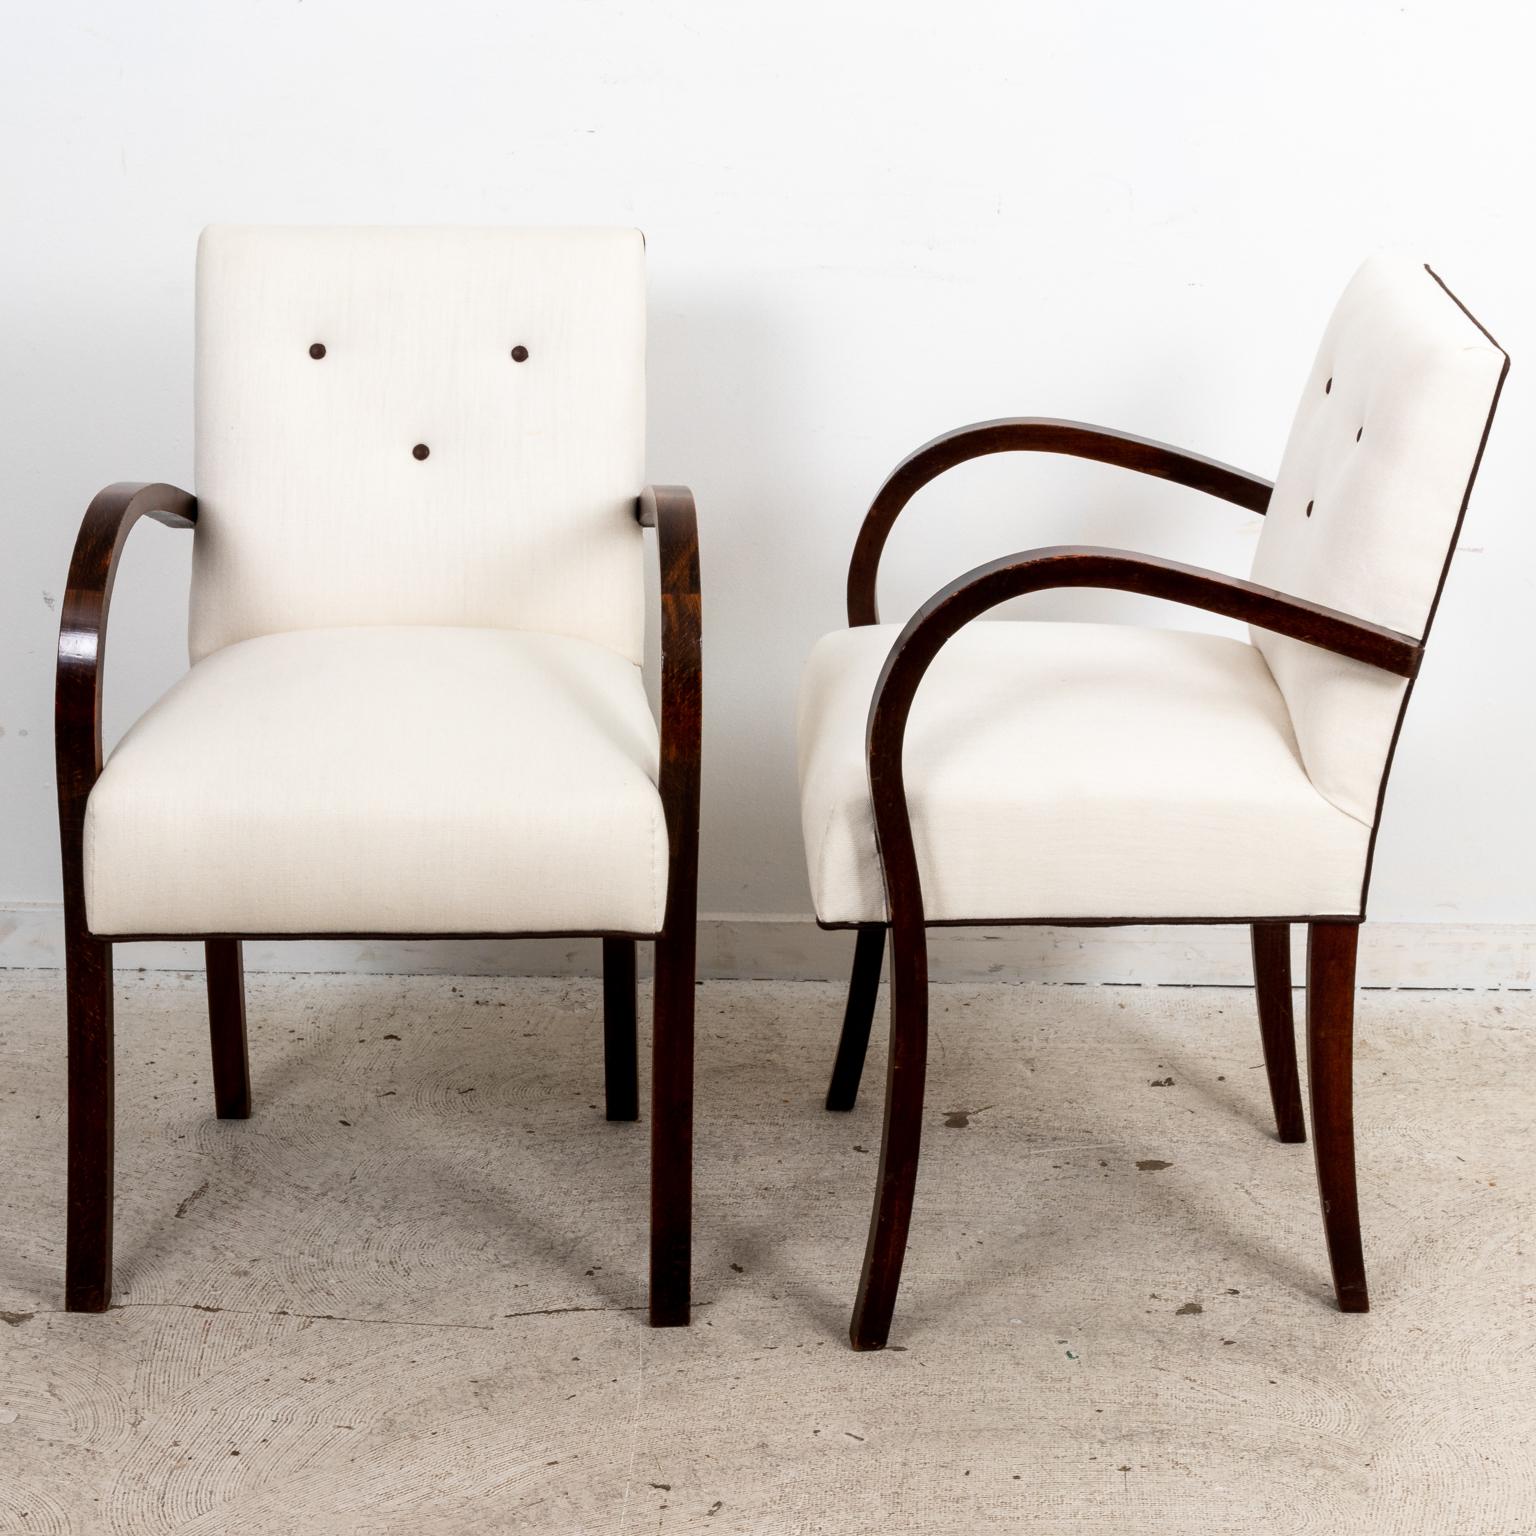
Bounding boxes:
[1251,922,1305,1142]
[602,938,639,1122]
[849,922,929,1350]
[1306,920,1369,1312]
[205,940,251,1119]
[66,932,115,1312]
[649,924,694,1326]
[826,924,885,1112]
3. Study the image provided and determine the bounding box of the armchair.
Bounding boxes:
[796,257,1507,1348]
[56,227,701,1327]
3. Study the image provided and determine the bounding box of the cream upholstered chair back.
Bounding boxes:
[1249,256,1507,825]
[191,226,647,665]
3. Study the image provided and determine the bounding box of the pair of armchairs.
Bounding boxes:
[58,231,1506,1353]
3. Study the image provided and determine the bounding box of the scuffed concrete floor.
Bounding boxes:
[0,970,1532,1534]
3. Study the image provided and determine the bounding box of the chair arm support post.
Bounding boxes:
[847,418,1274,625]
[864,543,1421,934]
[55,483,197,930]
[636,487,702,933]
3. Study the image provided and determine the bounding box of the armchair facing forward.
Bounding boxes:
[57,227,701,1326]
[797,257,1506,1349]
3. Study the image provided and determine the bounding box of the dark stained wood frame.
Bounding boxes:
[826,269,1509,1349]
[55,482,702,1327]
[847,417,1275,628]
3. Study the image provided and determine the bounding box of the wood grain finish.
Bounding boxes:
[847,418,1274,626]
[62,929,114,1312]
[602,938,639,1122]
[825,925,884,1112]
[205,939,251,1120]
[639,485,702,1328]
[849,915,928,1351]
[1306,920,1368,1311]
[873,546,1420,693]
[1251,922,1304,1144]
[57,483,198,829]
[57,483,197,1311]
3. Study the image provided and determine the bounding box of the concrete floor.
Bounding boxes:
[0,970,1531,1534]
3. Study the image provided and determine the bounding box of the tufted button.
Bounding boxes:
[309,343,326,360]
[1356,427,1363,442]
[412,443,430,461]
[511,345,530,362]
[1325,377,1332,394]
[1305,499,1314,518]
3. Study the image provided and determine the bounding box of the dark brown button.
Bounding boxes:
[511,345,529,362]
[1305,499,1314,518]
[412,443,430,461]
[1355,426,1363,442]
[309,343,326,360]
[1324,377,1332,394]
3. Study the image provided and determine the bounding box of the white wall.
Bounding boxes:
[2,1,1532,977]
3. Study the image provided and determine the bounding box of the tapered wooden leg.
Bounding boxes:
[205,940,250,1120]
[1251,922,1305,1143]
[826,925,885,1112]
[649,926,694,1327]
[1306,921,1369,1313]
[849,921,929,1351]
[66,931,115,1312]
[602,938,639,1122]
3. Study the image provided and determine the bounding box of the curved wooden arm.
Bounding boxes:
[866,544,1420,928]
[56,483,197,926]
[848,418,1274,625]
[636,486,702,937]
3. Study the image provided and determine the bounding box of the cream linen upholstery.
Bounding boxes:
[797,621,1371,926]
[192,226,647,664]
[84,226,663,937]
[84,628,666,936]
[1250,257,1505,823]
[798,256,1503,928]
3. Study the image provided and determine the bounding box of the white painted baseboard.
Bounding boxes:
[0,904,1530,988]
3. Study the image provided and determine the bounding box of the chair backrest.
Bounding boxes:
[191,226,647,664]
[1249,256,1506,826]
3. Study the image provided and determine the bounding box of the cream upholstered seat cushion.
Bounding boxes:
[797,620,1372,926]
[84,627,666,936]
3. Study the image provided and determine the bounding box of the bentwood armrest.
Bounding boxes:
[866,542,1422,826]
[635,484,702,1322]
[848,418,1274,624]
[56,483,198,839]
[635,485,702,937]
